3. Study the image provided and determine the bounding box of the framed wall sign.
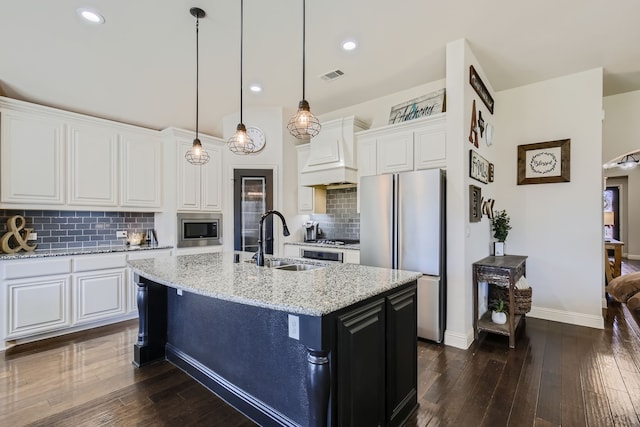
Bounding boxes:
[469,185,482,222]
[469,65,494,114]
[388,88,446,124]
[517,139,571,185]
[469,149,490,184]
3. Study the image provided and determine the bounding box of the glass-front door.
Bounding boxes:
[234,169,273,254]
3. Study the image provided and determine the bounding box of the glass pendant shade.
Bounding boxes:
[185,7,210,165]
[228,123,255,155]
[287,100,321,140]
[185,138,210,165]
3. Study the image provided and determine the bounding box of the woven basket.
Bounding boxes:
[489,284,532,315]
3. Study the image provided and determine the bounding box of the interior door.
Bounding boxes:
[233,169,273,254]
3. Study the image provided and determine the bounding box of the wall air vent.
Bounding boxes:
[320,69,345,81]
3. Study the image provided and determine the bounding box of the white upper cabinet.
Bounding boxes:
[0,97,164,211]
[355,113,447,212]
[120,129,163,209]
[356,114,446,176]
[296,144,326,214]
[377,130,415,174]
[1,109,65,205]
[414,123,446,170]
[172,129,224,212]
[67,119,119,207]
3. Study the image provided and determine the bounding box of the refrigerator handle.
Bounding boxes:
[393,174,399,270]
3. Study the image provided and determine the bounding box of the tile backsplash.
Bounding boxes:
[0,210,154,251]
[310,187,359,240]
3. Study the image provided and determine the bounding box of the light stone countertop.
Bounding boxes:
[0,244,173,260]
[128,251,421,316]
[284,241,360,250]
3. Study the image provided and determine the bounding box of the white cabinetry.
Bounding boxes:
[296,144,326,213]
[0,96,164,211]
[0,249,172,350]
[377,130,414,174]
[68,119,119,207]
[0,109,65,205]
[172,129,224,212]
[73,254,127,324]
[356,113,446,212]
[3,257,72,340]
[120,129,163,209]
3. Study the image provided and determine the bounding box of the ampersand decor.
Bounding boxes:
[1,215,37,253]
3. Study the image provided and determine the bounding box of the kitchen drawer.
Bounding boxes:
[73,253,127,272]
[2,257,72,280]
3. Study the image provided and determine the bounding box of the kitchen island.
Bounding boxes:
[128,252,421,427]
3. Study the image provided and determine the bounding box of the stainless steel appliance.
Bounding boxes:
[177,213,222,248]
[301,249,344,263]
[303,221,318,241]
[360,169,446,342]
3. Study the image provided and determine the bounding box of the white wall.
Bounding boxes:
[221,106,300,256]
[494,68,604,328]
[317,80,445,128]
[603,90,640,162]
[603,90,640,259]
[442,39,499,349]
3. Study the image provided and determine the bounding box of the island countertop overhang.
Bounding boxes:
[128,251,422,316]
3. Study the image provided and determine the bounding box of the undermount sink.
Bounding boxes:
[273,263,324,271]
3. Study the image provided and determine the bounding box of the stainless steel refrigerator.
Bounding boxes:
[360,169,446,342]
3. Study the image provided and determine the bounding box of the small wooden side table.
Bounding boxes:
[473,255,528,348]
[605,239,624,277]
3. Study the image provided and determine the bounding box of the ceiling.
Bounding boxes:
[2,0,640,137]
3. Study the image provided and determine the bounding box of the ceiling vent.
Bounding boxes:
[320,69,345,81]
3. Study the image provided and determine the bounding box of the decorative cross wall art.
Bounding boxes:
[517,139,571,185]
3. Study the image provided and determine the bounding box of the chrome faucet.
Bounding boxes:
[256,210,290,266]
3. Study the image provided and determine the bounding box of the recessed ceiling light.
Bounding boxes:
[77,8,105,24]
[342,39,357,51]
[249,84,262,93]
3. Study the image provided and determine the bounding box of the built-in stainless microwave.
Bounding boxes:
[177,213,222,248]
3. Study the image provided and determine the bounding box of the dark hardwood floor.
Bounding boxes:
[2,259,640,426]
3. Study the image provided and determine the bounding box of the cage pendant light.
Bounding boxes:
[287,0,321,140]
[228,0,255,155]
[185,7,210,165]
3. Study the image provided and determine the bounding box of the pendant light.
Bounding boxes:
[287,0,321,140]
[185,7,210,165]
[227,0,256,155]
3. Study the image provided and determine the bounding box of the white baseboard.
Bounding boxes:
[444,328,474,349]
[528,306,604,329]
[627,254,640,261]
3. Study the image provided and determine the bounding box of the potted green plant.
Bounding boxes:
[491,210,511,256]
[490,298,508,324]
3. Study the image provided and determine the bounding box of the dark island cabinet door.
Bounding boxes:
[386,286,418,426]
[336,298,386,426]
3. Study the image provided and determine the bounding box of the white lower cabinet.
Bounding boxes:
[6,276,71,339]
[74,269,126,324]
[1,249,172,350]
